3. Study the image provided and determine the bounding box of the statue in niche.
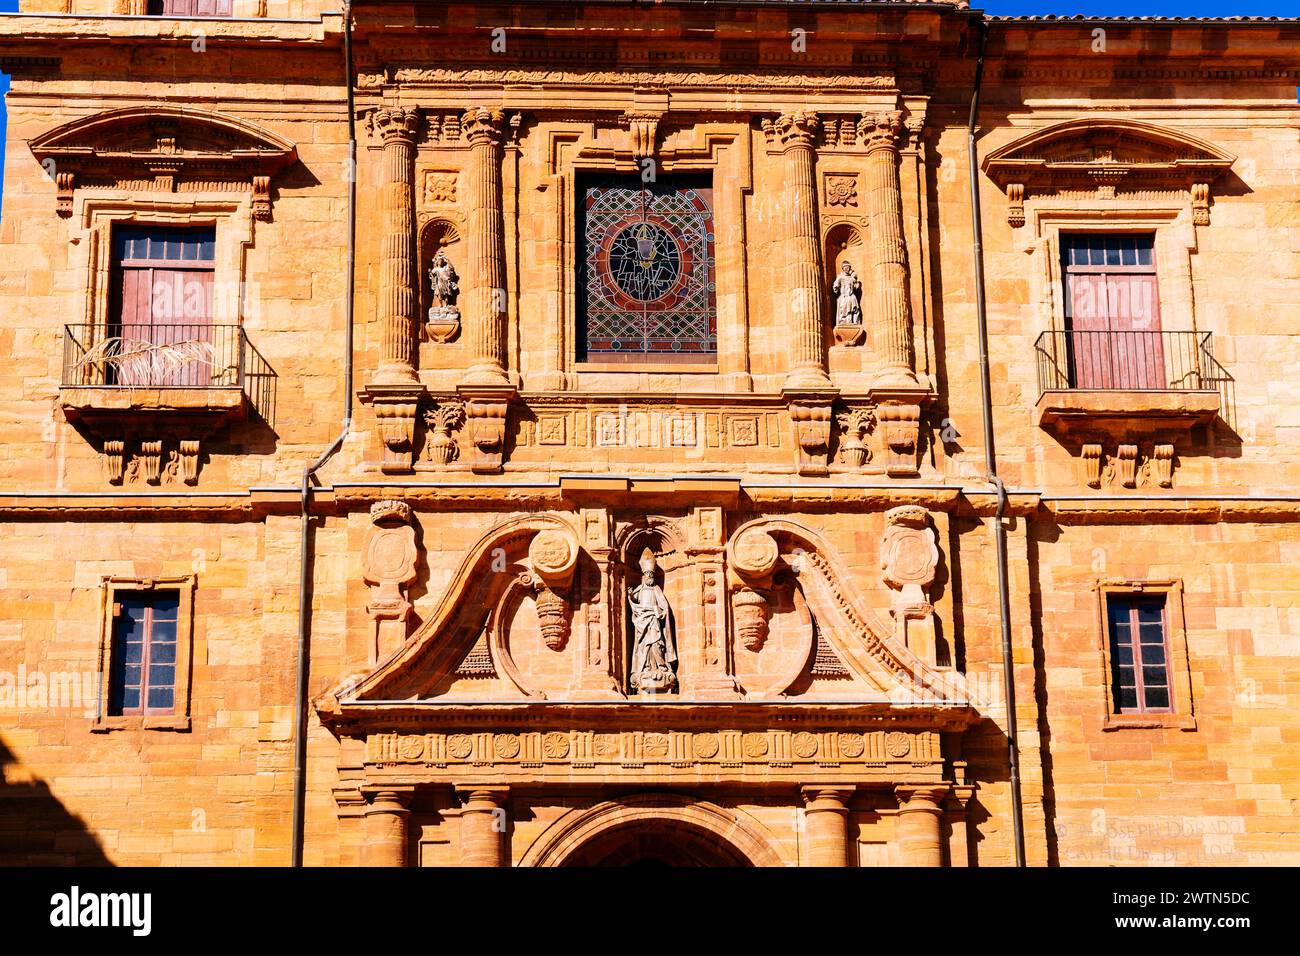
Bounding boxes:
[425,249,461,342]
[628,547,677,693]
[832,260,862,326]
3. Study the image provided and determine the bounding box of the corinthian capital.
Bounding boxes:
[462,106,506,147]
[371,106,420,146]
[775,111,820,151]
[859,111,904,153]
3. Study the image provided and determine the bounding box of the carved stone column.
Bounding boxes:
[802,785,854,866]
[776,111,831,391]
[374,107,420,386]
[456,785,510,867]
[362,788,413,867]
[462,106,509,387]
[895,784,948,867]
[862,111,917,387]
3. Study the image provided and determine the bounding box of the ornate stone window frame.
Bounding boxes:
[92,574,197,733]
[550,119,754,387]
[1094,578,1196,732]
[75,196,257,333]
[1023,204,1199,339]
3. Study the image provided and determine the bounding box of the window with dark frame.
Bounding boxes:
[1106,593,1173,714]
[1061,233,1163,389]
[110,224,216,387]
[148,0,233,15]
[108,591,181,717]
[577,174,717,363]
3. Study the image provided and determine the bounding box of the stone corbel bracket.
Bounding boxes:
[457,385,515,474]
[786,397,836,477]
[363,386,427,475]
[875,402,923,477]
[620,109,663,162]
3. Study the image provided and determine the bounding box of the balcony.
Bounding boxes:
[1033,330,1233,435]
[60,323,276,432]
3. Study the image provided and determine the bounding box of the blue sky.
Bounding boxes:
[0,0,1295,212]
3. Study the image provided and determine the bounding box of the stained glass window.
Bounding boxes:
[578,175,717,361]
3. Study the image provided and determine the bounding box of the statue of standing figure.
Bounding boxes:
[425,249,461,342]
[428,250,460,314]
[832,260,862,326]
[628,548,677,693]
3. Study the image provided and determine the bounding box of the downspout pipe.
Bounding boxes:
[966,16,1027,868]
[291,2,357,868]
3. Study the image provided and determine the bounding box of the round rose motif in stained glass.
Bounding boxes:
[608,221,683,303]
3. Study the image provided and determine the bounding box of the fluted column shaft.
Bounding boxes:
[362,789,412,867]
[862,111,916,384]
[777,112,831,390]
[463,107,509,386]
[374,107,420,385]
[895,785,947,867]
[802,786,854,866]
[457,786,509,867]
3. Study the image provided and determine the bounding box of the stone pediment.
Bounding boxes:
[316,509,974,728]
[982,118,1235,225]
[29,106,298,218]
[983,118,1234,188]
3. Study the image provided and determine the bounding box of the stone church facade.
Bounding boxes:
[0,1,1297,866]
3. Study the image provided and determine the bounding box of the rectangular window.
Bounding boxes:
[1061,233,1163,389]
[577,174,717,363]
[149,0,233,15]
[1106,593,1172,714]
[108,590,181,717]
[110,224,216,387]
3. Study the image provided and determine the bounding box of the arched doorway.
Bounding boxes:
[519,794,786,868]
[559,819,756,867]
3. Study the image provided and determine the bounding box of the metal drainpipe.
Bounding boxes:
[966,16,1027,868]
[290,3,357,868]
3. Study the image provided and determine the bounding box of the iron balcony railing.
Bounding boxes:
[1035,328,1234,411]
[62,323,276,425]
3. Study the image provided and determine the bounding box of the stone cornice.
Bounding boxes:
[0,13,343,48]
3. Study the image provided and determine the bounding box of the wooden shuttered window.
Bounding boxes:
[1106,594,1173,715]
[110,225,216,387]
[109,591,181,717]
[1061,233,1164,389]
[149,0,234,15]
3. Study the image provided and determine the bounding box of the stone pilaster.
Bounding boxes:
[802,785,855,866]
[895,784,948,867]
[456,785,510,867]
[373,107,420,386]
[861,111,917,387]
[362,788,413,867]
[461,107,510,387]
[776,111,831,391]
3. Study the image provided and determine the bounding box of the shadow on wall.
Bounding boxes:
[0,735,113,866]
